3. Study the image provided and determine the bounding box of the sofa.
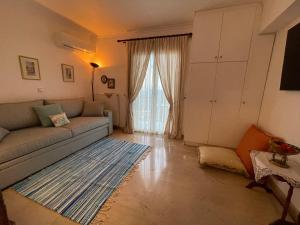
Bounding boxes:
[0,98,113,189]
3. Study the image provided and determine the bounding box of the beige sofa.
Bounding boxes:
[0,98,113,189]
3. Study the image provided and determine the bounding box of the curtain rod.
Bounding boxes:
[117,33,192,43]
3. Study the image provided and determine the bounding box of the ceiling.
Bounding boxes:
[36,0,261,37]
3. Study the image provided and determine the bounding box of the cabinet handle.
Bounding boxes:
[214,56,218,59]
[219,56,223,58]
[214,100,217,103]
[242,101,246,104]
[209,100,213,103]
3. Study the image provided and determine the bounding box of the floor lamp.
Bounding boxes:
[90,62,99,101]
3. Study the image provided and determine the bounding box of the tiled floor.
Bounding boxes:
[3,131,284,225]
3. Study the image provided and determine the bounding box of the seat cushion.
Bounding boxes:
[64,117,109,136]
[45,98,84,118]
[0,127,72,164]
[199,146,248,177]
[0,100,43,130]
[236,125,275,178]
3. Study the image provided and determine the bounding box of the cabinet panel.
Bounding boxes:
[184,63,217,144]
[190,11,223,63]
[238,34,275,140]
[208,62,247,148]
[219,6,256,62]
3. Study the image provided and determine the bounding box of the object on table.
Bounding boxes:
[269,140,300,168]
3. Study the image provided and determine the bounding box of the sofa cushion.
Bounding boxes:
[199,146,248,177]
[81,101,104,117]
[0,127,9,142]
[0,100,43,130]
[0,127,72,164]
[49,112,70,127]
[33,104,64,127]
[236,125,274,178]
[45,98,84,118]
[64,117,109,136]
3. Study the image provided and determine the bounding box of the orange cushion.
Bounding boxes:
[236,125,273,178]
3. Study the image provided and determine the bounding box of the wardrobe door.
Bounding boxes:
[218,5,257,62]
[208,62,247,148]
[190,11,223,63]
[238,34,275,139]
[184,63,217,144]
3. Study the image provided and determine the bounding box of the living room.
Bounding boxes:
[0,0,300,225]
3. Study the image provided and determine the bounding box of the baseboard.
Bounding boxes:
[183,141,200,147]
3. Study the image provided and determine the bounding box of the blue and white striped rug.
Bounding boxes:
[12,137,149,225]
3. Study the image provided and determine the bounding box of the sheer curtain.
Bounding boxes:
[125,36,188,137]
[125,40,152,134]
[154,36,188,139]
[133,53,169,134]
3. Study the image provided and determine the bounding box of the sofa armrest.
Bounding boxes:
[103,110,113,134]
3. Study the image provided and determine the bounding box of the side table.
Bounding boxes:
[0,191,15,225]
[249,151,300,225]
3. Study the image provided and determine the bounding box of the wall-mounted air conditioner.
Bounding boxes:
[54,32,96,54]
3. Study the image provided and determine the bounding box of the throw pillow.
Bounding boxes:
[199,146,248,177]
[33,104,63,127]
[0,127,9,142]
[81,101,104,117]
[236,125,275,178]
[49,112,70,127]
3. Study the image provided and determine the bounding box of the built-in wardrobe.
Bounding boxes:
[183,4,275,148]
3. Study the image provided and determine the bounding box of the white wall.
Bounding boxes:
[260,0,296,32]
[94,38,127,127]
[259,16,300,215]
[0,0,97,103]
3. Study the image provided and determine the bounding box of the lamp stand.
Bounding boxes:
[92,67,95,102]
[89,62,99,102]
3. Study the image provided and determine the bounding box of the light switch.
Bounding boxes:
[37,88,43,93]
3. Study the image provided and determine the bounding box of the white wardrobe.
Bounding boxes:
[183,4,275,148]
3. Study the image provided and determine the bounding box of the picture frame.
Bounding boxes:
[101,75,108,84]
[61,64,74,82]
[19,56,41,80]
[107,78,115,89]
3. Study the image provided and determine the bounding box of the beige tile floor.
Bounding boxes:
[3,131,285,225]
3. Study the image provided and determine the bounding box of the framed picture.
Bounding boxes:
[61,64,74,82]
[19,56,41,80]
[107,78,115,89]
[101,75,108,84]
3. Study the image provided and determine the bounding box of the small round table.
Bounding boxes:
[249,151,300,225]
[0,191,15,225]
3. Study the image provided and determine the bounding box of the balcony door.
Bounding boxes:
[133,53,170,134]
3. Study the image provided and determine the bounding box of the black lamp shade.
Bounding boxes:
[90,62,99,68]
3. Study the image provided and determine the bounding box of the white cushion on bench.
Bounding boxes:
[199,146,248,177]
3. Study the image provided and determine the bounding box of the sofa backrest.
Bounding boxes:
[45,98,84,118]
[0,100,43,130]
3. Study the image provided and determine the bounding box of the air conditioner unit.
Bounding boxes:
[54,32,96,54]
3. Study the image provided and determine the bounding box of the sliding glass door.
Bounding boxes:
[133,53,169,134]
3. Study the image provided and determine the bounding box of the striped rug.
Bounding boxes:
[12,137,149,225]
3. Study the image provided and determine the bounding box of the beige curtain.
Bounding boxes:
[124,40,153,133]
[154,36,188,139]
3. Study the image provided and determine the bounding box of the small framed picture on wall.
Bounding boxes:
[19,56,41,80]
[107,78,115,89]
[61,64,74,82]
